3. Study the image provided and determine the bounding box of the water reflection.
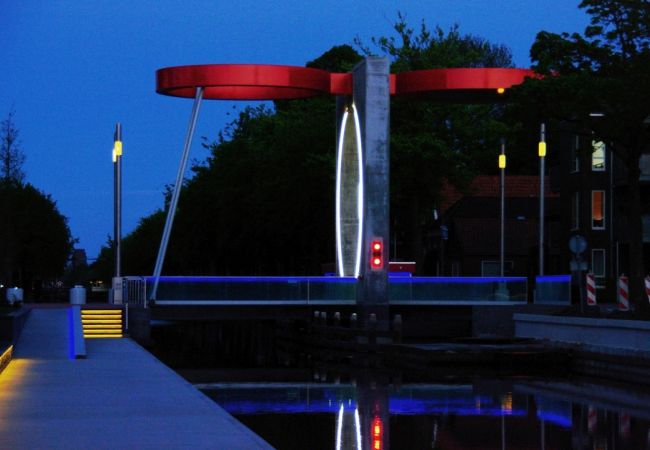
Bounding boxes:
[199,376,650,449]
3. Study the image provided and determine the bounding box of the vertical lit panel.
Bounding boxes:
[335,103,364,277]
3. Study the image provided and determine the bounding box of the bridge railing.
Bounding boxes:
[143,276,357,305]
[389,276,527,304]
[122,275,528,305]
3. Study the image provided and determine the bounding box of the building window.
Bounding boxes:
[571,135,580,173]
[592,190,605,229]
[571,191,580,229]
[592,140,606,171]
[592,249,606,287]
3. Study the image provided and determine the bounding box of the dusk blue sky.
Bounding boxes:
[0,1,590,262]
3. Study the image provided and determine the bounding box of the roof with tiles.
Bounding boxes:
[440,175,558,214]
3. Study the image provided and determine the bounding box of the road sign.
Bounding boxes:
[569,234,587,255]
[570,259,588,271]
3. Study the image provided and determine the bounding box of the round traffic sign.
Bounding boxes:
[569,234,587,254]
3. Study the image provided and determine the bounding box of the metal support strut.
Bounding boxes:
[150,87,204,301]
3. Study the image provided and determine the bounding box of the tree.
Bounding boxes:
[0,181,73,295]
[514,0,650,311]
[91,211,165,282]
[0,110,26,183]
[357,15,516,269]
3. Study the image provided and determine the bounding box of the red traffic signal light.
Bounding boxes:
[370,238,383,270]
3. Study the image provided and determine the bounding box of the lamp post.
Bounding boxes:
[539,123,546,276]
[499,138,506,276]
[113,123,122,278]
[112,123,123,305]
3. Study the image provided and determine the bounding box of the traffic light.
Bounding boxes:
[370,238,383,270]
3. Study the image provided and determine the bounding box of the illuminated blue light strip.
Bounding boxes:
[68,307,75,360]
[536,275,571,283]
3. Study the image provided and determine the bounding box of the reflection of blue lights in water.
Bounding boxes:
[537,411,572,428]
[536,396,572,428]
[202,387,525,417]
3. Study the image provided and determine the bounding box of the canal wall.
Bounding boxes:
[514,313,650,352]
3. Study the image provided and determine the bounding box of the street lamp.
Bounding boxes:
[539,123,546,276]
[112,123,123,305]
[113,123,122,279]
[499,138,506,277]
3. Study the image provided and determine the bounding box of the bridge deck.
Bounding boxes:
[0,307,271,449]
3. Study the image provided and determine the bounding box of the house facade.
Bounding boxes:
[432,176,560,279]
[557,129,650,302]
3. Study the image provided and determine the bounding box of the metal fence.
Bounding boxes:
[122,276,147,308]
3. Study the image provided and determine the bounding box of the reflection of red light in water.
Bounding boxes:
[619,412,631,439]
[372,416,382,450]
[588,406,597,433]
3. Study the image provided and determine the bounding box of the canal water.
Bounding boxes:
[195,374,650,449]
[150,322,650,449]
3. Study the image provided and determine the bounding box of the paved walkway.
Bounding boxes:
[0,307,273,449]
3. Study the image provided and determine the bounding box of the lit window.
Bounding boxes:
[592,249,605,285]
[571,192,580,230]
[571,136,580,173]
[592,190,605,229]
[592,140,606,171]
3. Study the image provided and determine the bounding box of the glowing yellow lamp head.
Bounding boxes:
[496,87,505,95]
[538,141,547,157]
[498,154,506,169]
